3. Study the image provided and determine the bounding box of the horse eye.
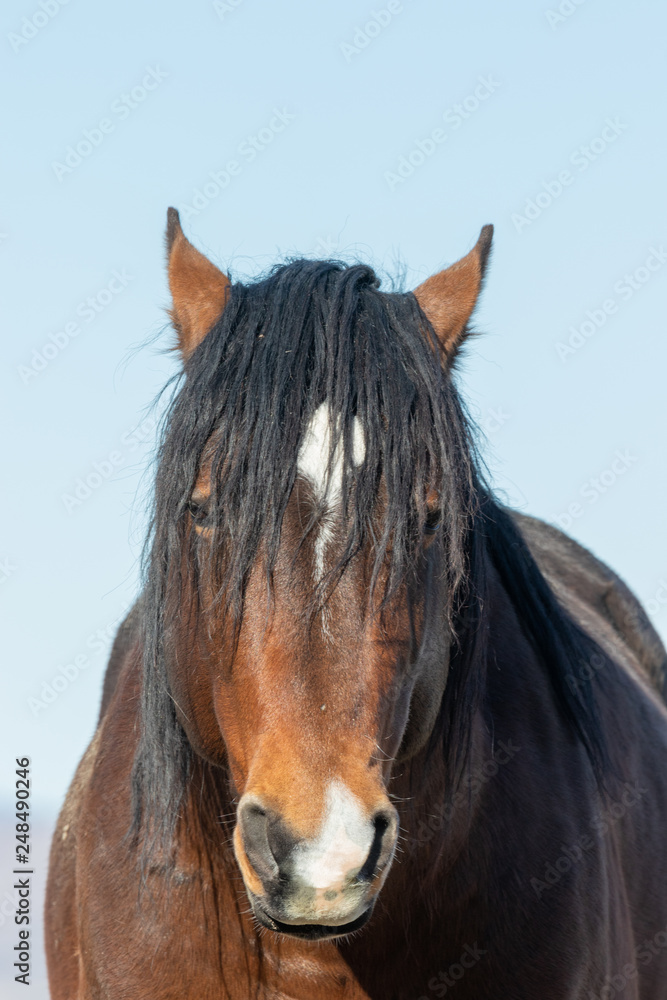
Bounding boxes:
[187,499,211,525]
[424,508,441,535]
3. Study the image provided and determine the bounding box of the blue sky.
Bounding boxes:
[1,0,666,822]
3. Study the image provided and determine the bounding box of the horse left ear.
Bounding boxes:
[165,207,230,359]
[413,225,493,354]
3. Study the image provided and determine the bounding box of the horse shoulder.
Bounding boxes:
[45,725,103,999]
[46,617,143,998]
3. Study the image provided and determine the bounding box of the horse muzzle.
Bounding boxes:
[233,787,398,939]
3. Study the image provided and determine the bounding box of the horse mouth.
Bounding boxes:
[252,902,373,940]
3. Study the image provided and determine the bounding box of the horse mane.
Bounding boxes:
[434,496,610,793]
[131,257,609,856]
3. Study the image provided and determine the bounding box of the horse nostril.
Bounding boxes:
[238,797,279,882]
[374,810,391,834]
[357,808,397,883]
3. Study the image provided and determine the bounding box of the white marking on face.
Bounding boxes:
[296,403,365,592]
[297,402,365,503]
[292,780,372,894]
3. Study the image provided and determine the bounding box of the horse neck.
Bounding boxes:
[395,550,548,880]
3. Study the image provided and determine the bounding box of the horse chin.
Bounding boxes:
[250,898,375,941]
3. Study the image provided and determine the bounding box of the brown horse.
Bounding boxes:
[46,211,667,999]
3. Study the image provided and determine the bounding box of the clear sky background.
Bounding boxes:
[0,0,666,991]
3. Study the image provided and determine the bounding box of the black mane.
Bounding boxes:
[131,257,608,854]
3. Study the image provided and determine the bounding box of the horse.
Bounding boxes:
[45,210,667,999]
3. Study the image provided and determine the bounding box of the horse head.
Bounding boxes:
[140,210,492,940]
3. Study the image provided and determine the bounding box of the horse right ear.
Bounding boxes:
[165,207,230,359]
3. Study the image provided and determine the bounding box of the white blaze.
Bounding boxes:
[293,780,372,892]
[296,402,365,583]
[297,402,365,502]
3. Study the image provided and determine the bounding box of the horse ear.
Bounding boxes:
[165,207,230,359]
[413,225,493,354]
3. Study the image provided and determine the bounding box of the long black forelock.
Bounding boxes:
[157,258,479,621]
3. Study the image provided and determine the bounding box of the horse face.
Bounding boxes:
[177,413,419,939]
[162,209,491,938]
